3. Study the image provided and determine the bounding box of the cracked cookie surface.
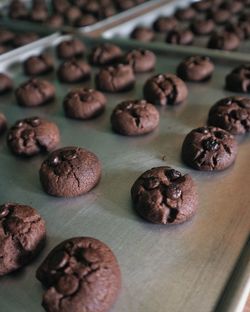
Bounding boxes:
[95,64,135,93]
[225,64,250,93]
[181,126,238,171]
[57,59,91,83]
[15,78,55,107]
[131,166,198,224]
[89,43,122,66]
[208,96,250,135]
[36,237,121,312]
[143,73,188,106]
[0,73,13,94]
[39,146,101,197]
[177,55,214,82]
[123,49,156,73]
[24,53,54,76]
[0,203,46,276]
[111,100,159,136]
[56,39,86,60]
[7,116,60,157]
[63,88,106,120]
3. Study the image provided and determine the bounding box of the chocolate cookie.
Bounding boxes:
[181,126,238,171]
[220,0,243,14]
[225,64,250,93]
[123,49,156,73]
[30,4,48,22]
[166,28,194,45]
[52,0,70,13]
[208,96,250,134]
[7,117,60,157]
[0,113,7,136]
[152,16,178,33]
[75,14,98,27]
[0,29,15,44]
[39,147,101,197]
[175,7,196,21]
[24,53,54,76]
[0,73,13,94]
[46,14,64,28]
[63,88,106,120]
[0,203,46,276]
[226,21,250,40]
[207,31,240,51]
[95,64,135,93]
[15,78,55,107]
[143,73,188,106]
[177,56,214,82]
[64,6,82,25]
[130,26,155,42]
[36,237,121,312]
[207,9,231,25]
[111,100,159,136]
[191,0,212,12]
[89,43,123,66]
[13,32,39,47]
[190,18,215,36]
[57,59,91,83]
[131,166,198,224]
[56,39,86,60]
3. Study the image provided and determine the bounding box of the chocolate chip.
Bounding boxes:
[0,204,10,218]
[28,117,41,127]
[50,156,60,166]
[48,250,69,270]
[56,274,79,295]
[202,138,219,151]
[62,150,77,161]
[15,121,24,128]
[166,169,181,180]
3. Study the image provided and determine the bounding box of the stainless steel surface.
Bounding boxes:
[0,0,169,34]
[102,0,250,54]
[0,35,249,312]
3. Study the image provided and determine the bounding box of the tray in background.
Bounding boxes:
[0,0,169,34]
[0,34,249,312]
[102,0,250,55]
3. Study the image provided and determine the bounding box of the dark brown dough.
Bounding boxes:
[208,96,250,134]
[36,237,121,312]
[225,64,250,93]
[24,53,54,76]
[7,117,60,157]
[89,43,123,66]
[39,146,101,197]
[123,49,156,73]
[63,88,106,120]
[111,100,159,136]
[177,56,214,82]
[56,39,86,60]
[0,203,46,276]
[57,59,91,83]
[15,78,55,107]
[131,166,198,224]
[181,126,238,171]
[143,73,188,106]
[95,64,135,93]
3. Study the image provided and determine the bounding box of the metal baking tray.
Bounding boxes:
[0,0,169,34]
[102,0,250,54]
[0,34,249,312]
